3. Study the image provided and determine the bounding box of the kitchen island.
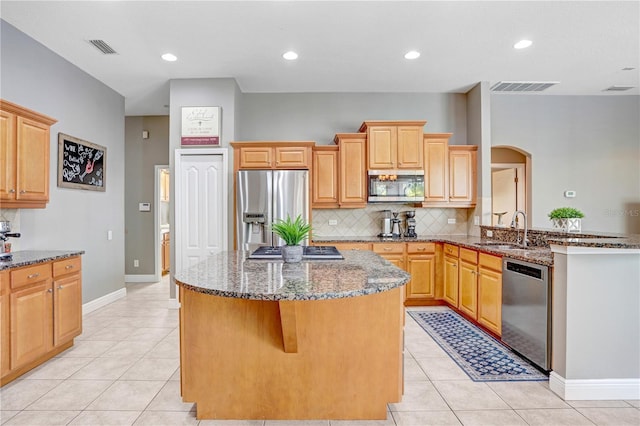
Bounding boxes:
[174,250,410,420]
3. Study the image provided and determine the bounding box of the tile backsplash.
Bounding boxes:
[312,204,469,237]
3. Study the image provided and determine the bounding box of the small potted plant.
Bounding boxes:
[271,214,311,263]
[548,207,585,233]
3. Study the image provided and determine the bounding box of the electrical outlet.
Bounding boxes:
[447,218,456,224]
[328,219,338,226]
[486,230,493,237]
[134,259,139,268]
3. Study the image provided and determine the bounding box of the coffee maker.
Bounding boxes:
[0,220,20,261]
[379,210,393,238]
[391,212,402,238]
[404,211,417,238]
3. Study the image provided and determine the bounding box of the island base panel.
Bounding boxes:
[179,287,404,420]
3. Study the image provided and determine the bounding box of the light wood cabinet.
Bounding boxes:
[478,253,503,335]
[406,243,436,302]
[458,248,478,320]
[0,100,57,209]
[162,232,170,275]
[329,242,372,252]
[373,242,406,270]
[52,257,82,346]
[422,134,477,208]
[232,142,314,170]
[442,244,459,307]
[312,146,339,208]
[160,169,170,202]
[359,121,425,170]
[334,133,367,208]
[0,271,9,378]
[2,256,83,386]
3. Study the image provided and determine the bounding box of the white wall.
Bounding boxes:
[491,95,640,234]
[0,21,125,303]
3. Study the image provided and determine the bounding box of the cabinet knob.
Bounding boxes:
[417,247,425,251]
[58,285,64,290]
[65,265,73,270]
[20,190,26,194]
[27,272,40,279]
[9,189,15,193]
[383,247,392,251]
[47,288,53,293]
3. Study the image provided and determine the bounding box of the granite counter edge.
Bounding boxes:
[0,250,86,271]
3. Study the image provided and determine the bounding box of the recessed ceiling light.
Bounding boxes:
[161,53,177,62]
[283,51,298,60]
[404,50,420,60]
[513,40,533,49]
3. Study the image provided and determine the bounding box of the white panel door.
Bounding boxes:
[175,150,228,274]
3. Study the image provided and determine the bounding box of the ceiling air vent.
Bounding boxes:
[88,39,117,55]
[490,81,559,92]
[604,85,634,92]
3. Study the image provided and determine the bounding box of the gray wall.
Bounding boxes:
[238,93,468,145]
[0,20,125,303]
[491,95,640,233]
[124,116,170,275]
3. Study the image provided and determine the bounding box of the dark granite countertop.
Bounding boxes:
[0,250,85,271]
[312,235,555,266]
[547,236,640,249]
[174,250,410,301]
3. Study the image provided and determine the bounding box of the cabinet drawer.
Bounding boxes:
[10,263,52,289]
[275,147,309,168]
[331,242,371,251]
[407,242,435,254]
[459,248,478,264]
[53,256,82,278]
[373,243,405,254]
[443,243,459,257]
[239,147,272,168]
[479,253,502,272]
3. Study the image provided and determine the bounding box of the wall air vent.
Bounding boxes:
[490,81,559,92]
[604,85,634,92]
[88,39,117,55]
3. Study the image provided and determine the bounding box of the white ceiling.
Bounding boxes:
[2,1,638,116]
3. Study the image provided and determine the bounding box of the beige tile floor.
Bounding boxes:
[1,276,638,426]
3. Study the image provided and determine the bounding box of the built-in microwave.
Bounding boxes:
[367,170,425,203]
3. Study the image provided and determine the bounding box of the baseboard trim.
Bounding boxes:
[82,287,127,316]
[549,371,640,400]
[124,274,158,283]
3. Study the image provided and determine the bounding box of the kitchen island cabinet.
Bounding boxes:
[175,250,409,420]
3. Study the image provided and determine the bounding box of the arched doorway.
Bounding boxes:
[491,146,532,227]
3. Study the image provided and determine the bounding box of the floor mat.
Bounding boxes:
[409,309,548,382]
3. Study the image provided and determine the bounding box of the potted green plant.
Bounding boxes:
[548,207,585,233]
[271,214,311,263]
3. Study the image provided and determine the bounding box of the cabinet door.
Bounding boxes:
[0,271,9,377]
[275,146,309,169]
[312,148,339,208]
[368,126,396,169]
[0,110,16,201]
[396,126,423,169]
[161,170,170,202]
[458,260,478,319]
[423,135,449,203]
[162,239,170,274]
[478,267,502,335]
[53,274,82,346]
[238,147,272,168]
[443,255,459,307]
[339,136,367,207]
[449,147,477,204]
[10,280,53,369]
[382,255,405,270]
[16,117,50,202]
[406,254,435,299]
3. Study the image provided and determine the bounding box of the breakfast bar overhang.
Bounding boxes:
[174,250,410,420]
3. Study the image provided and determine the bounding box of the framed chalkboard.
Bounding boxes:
[57,133,106,192]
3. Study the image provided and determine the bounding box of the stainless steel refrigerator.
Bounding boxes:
[236,170,309,252]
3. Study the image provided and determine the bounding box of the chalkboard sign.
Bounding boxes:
[57,133,106,192]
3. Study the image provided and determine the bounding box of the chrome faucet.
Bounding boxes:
[510,210,529,248]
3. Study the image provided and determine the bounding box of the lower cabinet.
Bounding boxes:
[443,244,459,307]
[373,242,406,270]
[162,232,170,275]
[1,271,11,378]
[458,248,479,320]
[1,256,82,386]
[477,253,503,335]
[406,243,436,303]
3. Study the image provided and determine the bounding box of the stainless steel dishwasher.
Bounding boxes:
[502,258,551,371]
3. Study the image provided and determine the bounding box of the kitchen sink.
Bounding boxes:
[476,242,528,250]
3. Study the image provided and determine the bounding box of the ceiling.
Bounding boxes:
[2,1,638,116]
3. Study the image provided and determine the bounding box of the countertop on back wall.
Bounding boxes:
[312,235,556,266]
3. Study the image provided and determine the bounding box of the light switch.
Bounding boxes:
[139,202,151,212]
[448,218,456,224]
[107,230,113,240]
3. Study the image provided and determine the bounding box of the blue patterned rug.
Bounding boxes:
[409,310,548,382]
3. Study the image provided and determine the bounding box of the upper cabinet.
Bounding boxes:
[312,145,339,208]
[0,100,57,209]
[359,121,425,170]
[422,133,477,208]
[231,142,314,170]
[335,133,367,208]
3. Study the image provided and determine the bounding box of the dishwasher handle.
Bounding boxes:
[505,260,544,280]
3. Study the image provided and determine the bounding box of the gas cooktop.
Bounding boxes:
[248,246,344,260]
